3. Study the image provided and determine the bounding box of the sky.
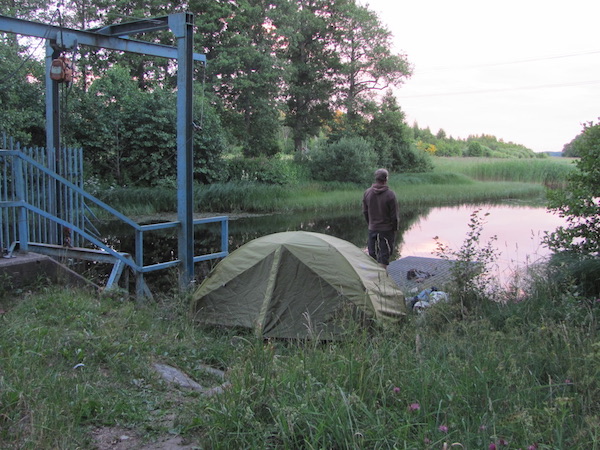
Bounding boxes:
[363,0,600,153]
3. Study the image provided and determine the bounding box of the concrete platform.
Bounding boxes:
[0,251,99,291]
[388,256,456,294]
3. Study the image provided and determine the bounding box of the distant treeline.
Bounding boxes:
[411,125,544,158]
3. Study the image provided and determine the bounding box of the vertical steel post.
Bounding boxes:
[45,41,60,245]
[14,156,29,252]
[170,13,195,289]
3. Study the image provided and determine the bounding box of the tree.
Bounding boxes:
[562,133,584,157]
[0,36,45,145]
[207,0,284,157]
[545,121,600,256]
[364,92,431,172]
[333,1,411,127]
[465,141,485,157]
[277,0,340,151]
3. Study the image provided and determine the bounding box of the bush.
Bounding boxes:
[225,155,306,185]
[546,253,600,298]
[307,136,378,184]
[391,144,434,173]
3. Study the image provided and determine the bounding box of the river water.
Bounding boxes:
[99,202,565,289]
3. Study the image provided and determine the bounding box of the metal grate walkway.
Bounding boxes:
[387,256,456,294]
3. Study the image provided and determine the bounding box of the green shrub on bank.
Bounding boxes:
[307,136,378,184]
[225,155,309,185]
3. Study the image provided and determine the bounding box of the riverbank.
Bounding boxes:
[89,157,575,218]
[93,174,549,220]
[1,275,598,448]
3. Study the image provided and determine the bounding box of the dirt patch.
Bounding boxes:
[91,426,199,449]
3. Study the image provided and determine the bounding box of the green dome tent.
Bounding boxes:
[191,231,405,339]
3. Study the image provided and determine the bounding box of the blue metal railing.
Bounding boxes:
[0,147,228,298]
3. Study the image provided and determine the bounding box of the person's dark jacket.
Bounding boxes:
[362,183,399,232]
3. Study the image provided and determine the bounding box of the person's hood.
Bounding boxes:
[370,182,389,194]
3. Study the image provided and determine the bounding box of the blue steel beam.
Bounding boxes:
[0,14,206,62]
[172,12,196,289]
[90,16,170,36]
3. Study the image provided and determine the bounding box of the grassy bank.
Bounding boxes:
[1,275,598,448]
[94,172,547,218]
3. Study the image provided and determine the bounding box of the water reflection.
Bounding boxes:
[97,203,564,290]
[399,204,565,280]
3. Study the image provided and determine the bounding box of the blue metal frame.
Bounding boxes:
[0,13,225,291]
[1,150,229,298]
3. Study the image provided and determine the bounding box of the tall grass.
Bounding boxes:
[93,175,546,218]
[1,276,598,448]
[433,157,577,188]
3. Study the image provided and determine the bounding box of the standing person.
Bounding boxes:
[362,168,399,267]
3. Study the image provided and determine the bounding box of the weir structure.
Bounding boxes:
[0,13,228,297]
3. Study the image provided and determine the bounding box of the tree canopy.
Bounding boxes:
[545,120,600,256]
[1,0,544,186]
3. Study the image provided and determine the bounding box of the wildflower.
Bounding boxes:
[479,425,487,431]
[408,402,420,411]
[393,386,401,393]
[489,444,496,450]
[528,444,538,450]
[565,378,573,385]
[438,425,448,433]
[424,437,432,444]
[498,438,508,446]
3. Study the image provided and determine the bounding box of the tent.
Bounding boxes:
[191,231,405,339]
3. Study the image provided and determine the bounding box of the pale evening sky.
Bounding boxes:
[363,0,600,153]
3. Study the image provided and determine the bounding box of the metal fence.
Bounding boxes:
[0,134,90,251]
[0,134,229,297]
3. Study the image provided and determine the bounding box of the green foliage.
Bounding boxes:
[333,4,411,123]
[2,276,600,448]
[562,133,584,157]
[434,210,500,313]
[0,36,45,146]
[193,94,229,184]
[546,253,600,298]
[307,136,378,184]
[225,155,307,185]
[207,0,283,158]
[65,67,226,186]
[413,125,538,159]
[67,66,171,185]
[545,121,600,256]
[363,92,432,173]
[279,0,340,151]
[465,141,486,157]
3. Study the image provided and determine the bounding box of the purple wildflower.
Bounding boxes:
[438,425,448,433]
[393,386,401,393]
[408,402,420,411]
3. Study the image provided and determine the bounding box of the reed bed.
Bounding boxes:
[93,175,546,218]
[433,157,577,188]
